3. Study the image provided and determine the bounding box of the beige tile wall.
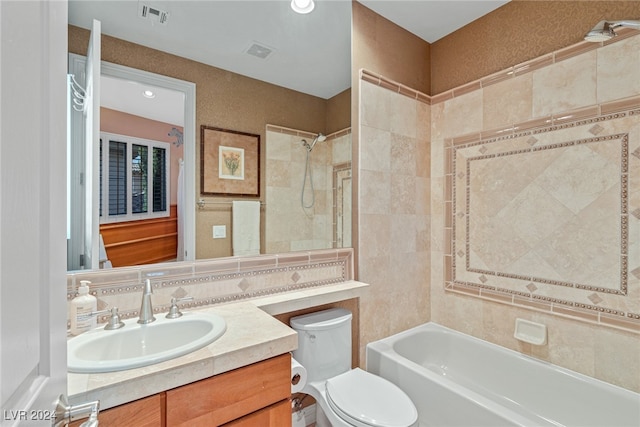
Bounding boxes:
[357,72,431,363]
[431,34,640,392]
[265,126,352,253]
[67,248,355,323]
[355,32,639,393]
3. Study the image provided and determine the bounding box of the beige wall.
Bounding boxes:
[326,88,352,134]
[431,32,640,393]
[69,25,350,259]
[354,1,640,392]
[352,1,430,94]
[357,79,431,364]
[265,126,351,253]
[431,0,640,94]
[351,0,434,365]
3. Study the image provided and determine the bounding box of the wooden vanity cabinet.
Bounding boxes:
[166,353,291,426]
[223,399,291,427]
[69,354,292,427]
[68,394,164,427]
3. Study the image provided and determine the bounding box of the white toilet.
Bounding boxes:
[290,308,418,427]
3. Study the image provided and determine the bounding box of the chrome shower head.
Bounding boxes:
[302,133,326,152]
[584,21,616,42]
[584,19,640,42]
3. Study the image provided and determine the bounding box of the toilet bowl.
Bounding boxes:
[290,308,418,427]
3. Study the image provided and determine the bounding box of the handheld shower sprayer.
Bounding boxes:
[302,133,326,152]
[584,19,640,42]
[300,132,327,209]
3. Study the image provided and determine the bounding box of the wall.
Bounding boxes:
[66,248,355,323]
[265,126,351,254]
[351,2,432,364]
[431,0,640,94]
[357,76,431,364]
[352,2,430,94]
[69,26,349,260]
[353,1,640,393]
[431,31,640,393]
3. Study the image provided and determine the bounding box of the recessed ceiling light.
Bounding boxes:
[142,90,155,99]
[291,0,314,14]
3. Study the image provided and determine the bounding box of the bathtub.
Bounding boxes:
[366,322,640,427]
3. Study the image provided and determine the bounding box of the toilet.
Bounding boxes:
[290,308,418,427]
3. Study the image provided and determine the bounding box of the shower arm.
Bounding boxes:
[607,19,640,30]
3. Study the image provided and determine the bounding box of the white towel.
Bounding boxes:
[232,201,261,256]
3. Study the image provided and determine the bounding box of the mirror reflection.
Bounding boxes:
[67,0,352,271]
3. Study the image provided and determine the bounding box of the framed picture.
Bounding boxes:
[200,126,260,197]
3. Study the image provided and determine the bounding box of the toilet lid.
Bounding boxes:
[325,368,418,427]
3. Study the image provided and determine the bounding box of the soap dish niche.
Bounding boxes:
[514,318,547,345]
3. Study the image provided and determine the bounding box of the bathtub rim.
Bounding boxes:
[366,321,640,400]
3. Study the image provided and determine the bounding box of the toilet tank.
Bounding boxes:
[290,308,352,383]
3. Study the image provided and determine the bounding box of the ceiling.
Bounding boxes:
[68,0,508,124]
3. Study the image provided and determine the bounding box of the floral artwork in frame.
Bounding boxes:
[219,146,244,180]
[200,126,260,196]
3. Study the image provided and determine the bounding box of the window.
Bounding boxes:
[100,132,170,223]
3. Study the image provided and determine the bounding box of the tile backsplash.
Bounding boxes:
[67,249,353,323]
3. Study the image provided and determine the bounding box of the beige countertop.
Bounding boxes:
[68,280,368,410]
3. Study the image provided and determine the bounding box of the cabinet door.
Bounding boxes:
[166,354,291,426]
[223,399,291,427]
[69,394,164,427]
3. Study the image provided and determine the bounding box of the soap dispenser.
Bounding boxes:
[69,280,98,336]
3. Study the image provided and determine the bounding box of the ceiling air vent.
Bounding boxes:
[245,42,275,60]
[138,2,169,25]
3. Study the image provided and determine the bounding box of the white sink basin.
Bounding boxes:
[67,311,226,373]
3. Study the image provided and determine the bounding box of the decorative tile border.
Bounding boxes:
[444,108,640,333]
[67,248,354,322]
[462,133,629,295]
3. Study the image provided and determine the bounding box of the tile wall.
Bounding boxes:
[66,248,354,324]
[430,33,640,392]
[357,72,432,362]
[265,125,351,253]
[356,31,639,393]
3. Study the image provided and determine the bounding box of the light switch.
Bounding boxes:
[213,225,226,239]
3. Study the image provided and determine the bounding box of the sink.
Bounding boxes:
[67,311,226,373]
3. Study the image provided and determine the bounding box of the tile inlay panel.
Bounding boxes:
[446,110,640,323]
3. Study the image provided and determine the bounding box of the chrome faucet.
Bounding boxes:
[138,279,156,324]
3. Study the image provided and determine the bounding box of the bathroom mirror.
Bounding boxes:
[67,0,352,271]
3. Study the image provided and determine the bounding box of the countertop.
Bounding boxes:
[67,280,369,410]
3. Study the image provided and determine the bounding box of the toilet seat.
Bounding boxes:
[325,368,418,427]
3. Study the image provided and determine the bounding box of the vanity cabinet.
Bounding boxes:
[166,353,291,426]
[69,394,164,427]
[71,354,291,427]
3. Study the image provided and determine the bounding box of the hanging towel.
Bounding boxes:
[232,201,261,256]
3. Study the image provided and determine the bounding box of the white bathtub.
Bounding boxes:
[366,322,640,427]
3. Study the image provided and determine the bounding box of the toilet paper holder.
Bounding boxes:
[292,373,302,386]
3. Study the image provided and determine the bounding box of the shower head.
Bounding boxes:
[584,19,640,42]
[302,133,326,152]
[584,21,616,42]
[314,133,327,143]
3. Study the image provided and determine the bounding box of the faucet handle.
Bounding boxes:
[166,296,194,319]
[77,307,125,330]
[103,307,125,330]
